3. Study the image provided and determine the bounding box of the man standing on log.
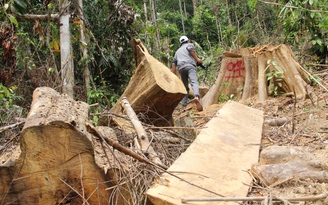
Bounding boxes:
[172,36,203,111]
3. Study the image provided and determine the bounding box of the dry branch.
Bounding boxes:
[120,97,164,166]
[86,123,168,170]
[181,192,328,203]
[0,121,24,133]
[264,117,288,126]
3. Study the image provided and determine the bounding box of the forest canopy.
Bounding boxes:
[0,0,327,120]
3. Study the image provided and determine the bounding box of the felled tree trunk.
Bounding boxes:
[0,87,112,204]
[101,39,186,127]
[202,44,310,108]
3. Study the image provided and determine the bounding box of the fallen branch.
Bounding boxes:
[86,123,226,197]
[181,192,328,203]
[120,97,164,166]
[86,123,168,170]
[146,126,203,130]
[264,117,287,126]
[295,60,328,93]
[0,121,25,133]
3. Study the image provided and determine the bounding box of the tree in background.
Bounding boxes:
[0,0,327,113]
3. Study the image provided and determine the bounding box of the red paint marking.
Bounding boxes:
[225,60,245,79]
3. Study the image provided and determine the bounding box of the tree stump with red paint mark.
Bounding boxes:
[202,44,310,108]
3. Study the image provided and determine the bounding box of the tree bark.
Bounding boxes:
[150,0,160,53]
[120,97,164,166]
[77,0,91,95]
[202,57,246,108]
[0,87,111,204]
[143,0,148,21]
[202,44,310,108]
[179,0,185,34]
[101,39,186,127]
[59,0,74,98]
[241,56,257,101]
[15,13,60,21]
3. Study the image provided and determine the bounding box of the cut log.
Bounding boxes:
[100,39,186,127]
[147,101,264,205]
[202,44,311,108]
[0,87,114,204]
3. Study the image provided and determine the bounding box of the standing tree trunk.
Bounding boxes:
[143,0,148,21]
[179,0,186,34]
[225,0,232,26]
[60,0,74,98]
[150,0,161,54]
[191,0,197,15]
[77,0,91,95]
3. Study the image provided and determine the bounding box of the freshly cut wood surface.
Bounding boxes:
[106,39,186,127]
[147,101,264,205]
[0,87,110,204]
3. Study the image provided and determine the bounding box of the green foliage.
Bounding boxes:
[87,88,105,105]
[0,84,22,108]
[0,84,24,122]
[307,73,321,86]
[83,0,136,96]
[87,85,119,108]
[218,93,235,103]
[265,60,284,96]
[191,5,218,49]
[277,0,328,63]
[247,0,258,13]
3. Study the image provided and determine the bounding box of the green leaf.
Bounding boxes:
[8,14,19,27]
[310,12,315,18]
[4,3,9,11]
[47,3,53,9]
[48,67,54,73]
[14,0,27,9]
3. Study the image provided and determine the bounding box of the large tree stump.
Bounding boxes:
[0,87,114,204]
[202,44,310,108]
[101,39,186,127]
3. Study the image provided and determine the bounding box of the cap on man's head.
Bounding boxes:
[179,36,189,44]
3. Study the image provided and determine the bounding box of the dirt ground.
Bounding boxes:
[248,87,328,204]
[187,77,328,204]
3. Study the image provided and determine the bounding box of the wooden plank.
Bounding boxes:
[147,101,264,205]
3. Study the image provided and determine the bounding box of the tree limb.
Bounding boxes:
[181,192,328,203]
[86,123,167,169]
[0,121,24,133]
[120,97,164,166]
[15,13,60,21]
